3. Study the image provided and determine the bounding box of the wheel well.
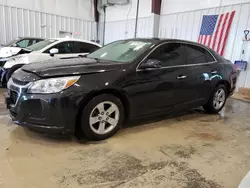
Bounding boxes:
[10,63,25,70]
[75,89,130,135]
[217,80,230,95]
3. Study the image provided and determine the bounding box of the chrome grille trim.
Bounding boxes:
[7,78,32,107]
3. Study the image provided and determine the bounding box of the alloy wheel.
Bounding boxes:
[89,101,120,135]
[213,88,226,110]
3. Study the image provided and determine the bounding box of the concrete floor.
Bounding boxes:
[0,89,250,188]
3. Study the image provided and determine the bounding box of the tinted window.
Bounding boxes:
[148,43,185,67]
[74,42,99,53]
[54,42,74,54]
[186,44,215,64]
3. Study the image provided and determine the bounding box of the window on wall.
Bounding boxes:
[186,44,215,64]
[148,43,185,67]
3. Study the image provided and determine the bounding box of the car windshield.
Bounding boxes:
[26,39,57,51]
[87,40,153,63]
[2,38,20,47]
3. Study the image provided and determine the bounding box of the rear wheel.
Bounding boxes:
[80,94,124,140]
[203,84,227,113]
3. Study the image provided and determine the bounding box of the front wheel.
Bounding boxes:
[203,84,227,113]
[80,94,124,140]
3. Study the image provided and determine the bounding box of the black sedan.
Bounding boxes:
[5,38,237,140]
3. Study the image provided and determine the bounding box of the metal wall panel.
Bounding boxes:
[0,4,97,44]
[104,16,152,44]
[159,3,250,89]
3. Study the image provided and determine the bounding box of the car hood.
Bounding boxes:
[21,57,126,78]
[0,47,31,58]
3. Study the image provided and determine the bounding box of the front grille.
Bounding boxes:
[12,78,30,86]
[10,90,18,104]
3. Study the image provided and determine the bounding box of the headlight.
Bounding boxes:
[28,76,80,94]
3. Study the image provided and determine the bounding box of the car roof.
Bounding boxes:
[50,38,102,47]
[18,37,44,40]
[122,38,210,49]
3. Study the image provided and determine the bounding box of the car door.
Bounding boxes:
[184,44,217,105]
[130,42,190,116]
[51,41,75,58]
[43,41,74,58]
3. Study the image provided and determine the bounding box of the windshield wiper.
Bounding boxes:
[86,56,100,61]
[78,54,87,58]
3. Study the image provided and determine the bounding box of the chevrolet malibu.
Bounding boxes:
[5,38,237,140]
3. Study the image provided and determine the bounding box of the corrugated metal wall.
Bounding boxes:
[0,4,97,44]
[159,2,250,89]
[103,16,152,44]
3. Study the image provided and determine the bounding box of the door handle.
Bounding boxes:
[177,75,187,80]
[211,70,217,74]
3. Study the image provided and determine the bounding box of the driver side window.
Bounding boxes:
[148,43,185,67]
[44,42,74,54]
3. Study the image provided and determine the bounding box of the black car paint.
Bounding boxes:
[5,39,237,135]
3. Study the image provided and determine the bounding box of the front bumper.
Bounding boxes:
[5,79,84,135]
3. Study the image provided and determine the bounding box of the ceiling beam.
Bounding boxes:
[152,0,162,15]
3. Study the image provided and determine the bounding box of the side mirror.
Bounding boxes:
[140,59,162,69]
[49,48,59,56]
[12,43,17,47]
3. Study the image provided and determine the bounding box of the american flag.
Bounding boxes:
[198,11,235,56]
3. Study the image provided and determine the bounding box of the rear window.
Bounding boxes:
[186,44,215,64]
[74,42,100,53]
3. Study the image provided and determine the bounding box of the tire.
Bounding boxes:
[203,84,228,114]
[80,94,124,140]
[6,64,24,81]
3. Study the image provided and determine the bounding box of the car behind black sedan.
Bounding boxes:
[5,38,237,140]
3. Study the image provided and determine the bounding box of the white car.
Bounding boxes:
[0,37,44,67]
[1,38,101,85]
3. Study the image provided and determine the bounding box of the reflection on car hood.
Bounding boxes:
[0,47,31,58]
[21,57,125,78]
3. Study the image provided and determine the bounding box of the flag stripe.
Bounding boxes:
[217,12,229,54]
[212,14,224,50]
[203,35,208,45]
[198,36,202,43]
[220,11,235,56]
[207,35,213,47]
[202,35,205,44]
[200,35,204,44]
[218,13,231,55]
